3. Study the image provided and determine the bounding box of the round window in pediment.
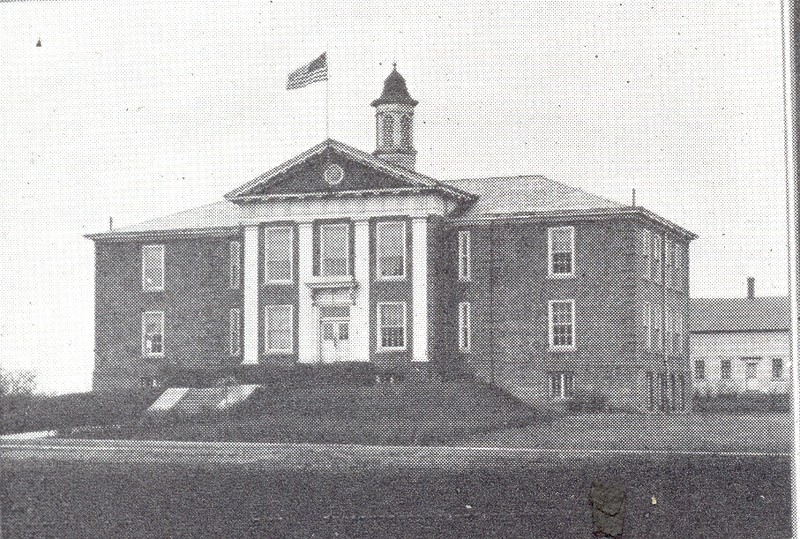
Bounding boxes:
[323,164,344,185]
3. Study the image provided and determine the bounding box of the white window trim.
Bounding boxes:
[264,226,294,284]
[548,299,576,350]
[644,301,653,350]
[229,308,241,356]
[459,301,472,352]
[376,221,407,280]
[320,223,350,277]
[642,229,652,280]
[142,244,165,292]
[547,226,575,278]
[264,304,294,354]
[458,230,472,281]
[229,241,241,289]
[141,311,164,357]
[377,301,407,352]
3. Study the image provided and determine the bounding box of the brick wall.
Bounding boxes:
[93,234,243,391]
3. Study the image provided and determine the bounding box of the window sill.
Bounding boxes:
[549,346,576,352]
[376,347,407,353]
[376,276,407,282]
[547,274,575,280]
[142,354,164,359]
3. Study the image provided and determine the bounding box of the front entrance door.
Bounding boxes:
[745,362,758,391]
[320,319,350,363]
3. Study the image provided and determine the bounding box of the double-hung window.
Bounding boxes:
[265,227,293,283]
[651,304,662,352]
[377,221,406,279]
[664,308,673,356]
[458,302,471,352]
[548,299,575,349]
[652,234,663,283]
[142,311,164,357]
[229,241,241,289]
[377,302,406,351]
[229,308,241,356]
[548,226,574,277]
[549,372,575,399]
[642,230,652,279]
[665,240,675,288]
[142,245,165,291]
[643,302,653,349]
[458,230,471,281]
[264,305,293,353]
[673,311,683,356]
[320,223,350,277]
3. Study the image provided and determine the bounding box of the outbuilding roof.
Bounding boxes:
[689,296,790,333]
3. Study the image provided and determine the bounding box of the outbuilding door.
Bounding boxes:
[745,362,758,392]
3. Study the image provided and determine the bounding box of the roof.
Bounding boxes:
[370,66,418,107]
[225,138,474,202]
[85,200,240,239]
[445,175,625,215]
[689,297,790,333]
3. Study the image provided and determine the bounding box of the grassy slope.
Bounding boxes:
[463,412,792,453]
[66,381,540,445]
[1,455,790,538]
[1,390,161,435]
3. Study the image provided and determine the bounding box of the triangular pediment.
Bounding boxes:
[225,139,475,202]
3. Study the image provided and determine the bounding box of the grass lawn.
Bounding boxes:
[63,381,539,446]
[463,412,792,453]
[1,390,161,435]
[1,453,790,538]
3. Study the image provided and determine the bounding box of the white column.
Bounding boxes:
[297,222,317,363]
[411,217,428,362]
[242,225,260,365]
[352,219,370,362]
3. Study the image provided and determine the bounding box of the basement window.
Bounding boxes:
[549,371,575,399]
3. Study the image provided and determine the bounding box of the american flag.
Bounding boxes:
[286,53,328,90]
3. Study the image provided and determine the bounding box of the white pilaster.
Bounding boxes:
[242,225,260,365]
[297,222,317,363]
[352,219,371,362]
[411,217,428,362]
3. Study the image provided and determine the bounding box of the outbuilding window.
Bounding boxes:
[142,311,164,357]
[549,300,575,349]
[377,302,406,351]
[548,227,574,277]
[376,221,406,279]
[142,245,165,291]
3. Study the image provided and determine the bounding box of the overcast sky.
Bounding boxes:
[0,1,790,393]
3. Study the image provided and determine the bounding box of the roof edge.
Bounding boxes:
[85,225,240,242]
